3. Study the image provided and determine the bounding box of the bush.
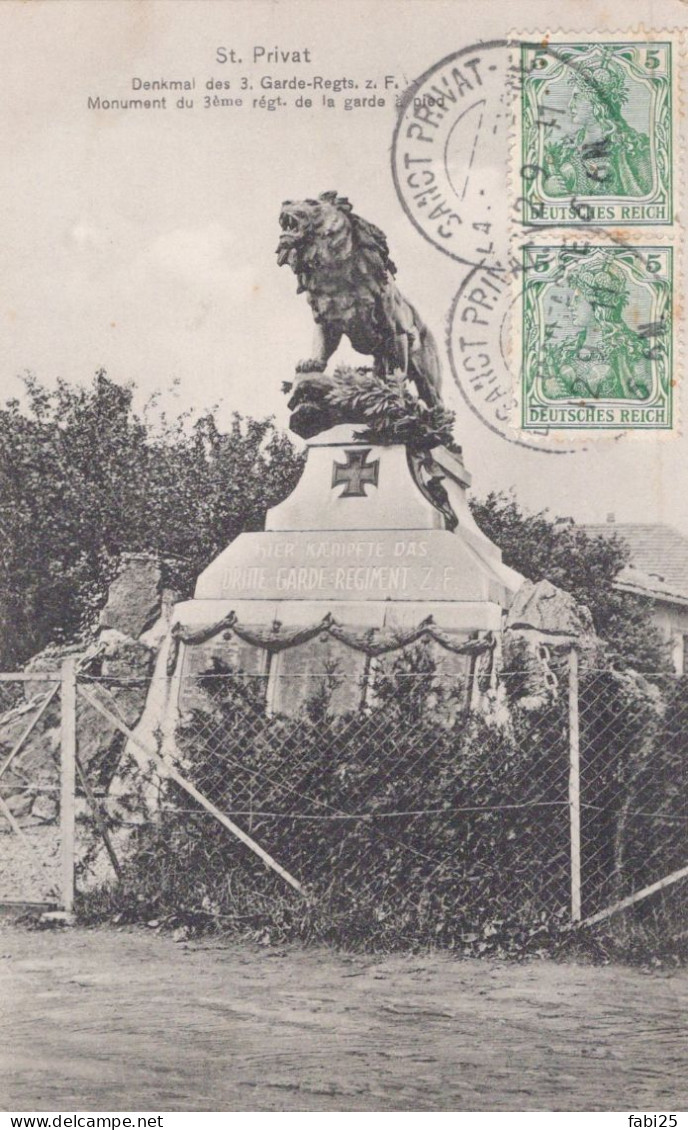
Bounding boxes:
[0,372,303,668]
[470,491,670,673]
[76,652,688,963]
[78,649,573,954]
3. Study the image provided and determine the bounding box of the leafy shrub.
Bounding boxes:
[0,372,303,668]
[78,649,574,953]
[470,491,670,673]
[76,652,688,963]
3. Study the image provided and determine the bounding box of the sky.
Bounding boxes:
[0,0,686,535]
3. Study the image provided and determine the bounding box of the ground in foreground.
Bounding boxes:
[2,925,686,1111]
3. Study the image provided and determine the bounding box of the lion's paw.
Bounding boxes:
[296,359,327,374]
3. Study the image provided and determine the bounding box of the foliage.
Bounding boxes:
[0,371,303,669]
[1,371,670,684]
[608,674,688,892]
[326,366,457,451]
[78,648,571,953]
[75,651,687,961]
[470,490,670,672]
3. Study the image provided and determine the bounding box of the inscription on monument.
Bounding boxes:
[195,530,495,604]
[222,561,458,594]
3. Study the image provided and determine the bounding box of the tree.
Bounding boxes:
[0,371,303,669]
[470,490,669,673]
[0,373,669,676]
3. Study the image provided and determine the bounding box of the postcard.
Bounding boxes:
[1,0,687,1117]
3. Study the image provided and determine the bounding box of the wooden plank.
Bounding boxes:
[75,754,122,881]
[0,900,58,909]
[60,658,77,914]
[0,790,38,841]
[568,648,581,923]
[0,672,62,682]
[79,685,304,894]
[0,684,60,782]
[582,864,688,927]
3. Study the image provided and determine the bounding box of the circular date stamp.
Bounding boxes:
[391,39,514,271]
[392,35,679,451]
[446,234,672,453]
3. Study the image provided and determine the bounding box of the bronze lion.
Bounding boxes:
[276,191,443,408]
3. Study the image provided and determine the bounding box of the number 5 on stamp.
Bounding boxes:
[520,246,673,430]
[520,41,673,226]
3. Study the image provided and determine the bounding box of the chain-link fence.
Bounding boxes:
[0,673,64,906]
[578,666,688,921]
[171,660,567,923]
[1,654,686,947]
[71,648,688,947]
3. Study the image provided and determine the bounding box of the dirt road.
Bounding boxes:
[2,925,686,1111]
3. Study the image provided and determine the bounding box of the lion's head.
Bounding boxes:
[276,191,395,285]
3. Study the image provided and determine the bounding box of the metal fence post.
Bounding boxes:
[60,657,77,914]
[568,647,582,923]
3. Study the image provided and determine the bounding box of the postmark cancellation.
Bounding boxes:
[519,243,673,430]
[511,29,682,437]
[391,31,682,443]
[518,39,674,227]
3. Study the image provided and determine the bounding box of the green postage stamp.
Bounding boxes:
[519,41,673,226]
[512,32,679,435]
[520,245,673,430]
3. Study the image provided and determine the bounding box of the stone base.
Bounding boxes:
[195,429,521,608]
[194,528,510,607]
[176,429,522,715]
[173,595,503,718]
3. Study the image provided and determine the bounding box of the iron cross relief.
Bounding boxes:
[331,449,380,498]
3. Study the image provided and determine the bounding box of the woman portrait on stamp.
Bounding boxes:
[542,50,653,198]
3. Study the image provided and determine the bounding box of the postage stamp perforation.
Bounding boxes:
[391,33,683,451]
[506,28,683,441]
[510,31,681,230]
[508,229,683,441]
[508,26,681,38]
[512,237,678,435]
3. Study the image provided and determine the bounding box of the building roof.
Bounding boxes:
[584,523,688,604]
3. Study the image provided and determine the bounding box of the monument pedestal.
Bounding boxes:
[172,426,522,714]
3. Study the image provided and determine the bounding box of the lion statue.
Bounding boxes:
[276,191,443,408]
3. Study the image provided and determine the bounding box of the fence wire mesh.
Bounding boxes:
[2,654,685,945]
[578,669,688,918]
[0,680,26,716]
[0,677,62,904]
[72,652,572,945]
[169,662,572,932]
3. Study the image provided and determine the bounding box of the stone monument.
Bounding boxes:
[170,192,522,714]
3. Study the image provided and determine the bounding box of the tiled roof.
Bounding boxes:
[614,564,688,606]
[584,524,688,601]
